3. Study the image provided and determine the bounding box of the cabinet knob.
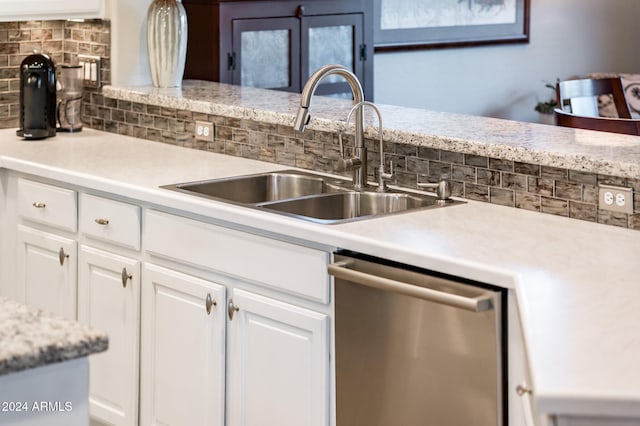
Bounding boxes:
[121,268,132,288]
[516,384,536,426]
[228,299,240,320]
[32,201,46,209]
[516,384,532,396]
[206,293,217,315]
[58,247,69,266]
[95,218,110,225]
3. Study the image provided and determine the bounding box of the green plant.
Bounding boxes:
[534,81,558,114]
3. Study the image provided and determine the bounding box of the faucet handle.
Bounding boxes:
[376,161,394,192]
[336,130,362,172]
[417,179,452,202]
[337,157,362,172]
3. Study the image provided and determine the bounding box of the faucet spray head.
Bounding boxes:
[293,107,310,132]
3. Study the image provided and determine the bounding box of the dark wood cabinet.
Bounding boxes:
[182,0,373,100]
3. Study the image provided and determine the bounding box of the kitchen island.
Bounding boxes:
[1,86,640,425]
[0,296,108,425]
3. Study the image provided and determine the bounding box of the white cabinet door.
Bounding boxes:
[17,225,77,320]
[78,245,140,426]
[140,263,226,426]
[0,0,104,21]
[227,289,329,426]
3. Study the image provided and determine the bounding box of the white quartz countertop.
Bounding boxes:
[0,297,108,376]
[1,129,640,418]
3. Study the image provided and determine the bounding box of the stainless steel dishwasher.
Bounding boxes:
[329,252,506,426]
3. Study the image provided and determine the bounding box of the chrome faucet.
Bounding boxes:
[345,101,394,192]
[293,64,367,190]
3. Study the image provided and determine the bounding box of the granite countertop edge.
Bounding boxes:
[0,297,108,376]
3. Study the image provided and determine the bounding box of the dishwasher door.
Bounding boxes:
[331,253,505,426]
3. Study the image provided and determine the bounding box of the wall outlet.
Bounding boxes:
[77,54,101,88]
[194,121,214,142]
[598,184,633,214]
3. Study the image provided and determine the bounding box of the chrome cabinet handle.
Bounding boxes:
[95,218,110,225]
[58,248,69,266]
[206,293,216,315]
[328,260,494,312]
[32,201,46,208]
[121,268,132,288]
[228,299,239,320]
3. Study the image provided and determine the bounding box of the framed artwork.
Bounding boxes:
[374,0,530,51]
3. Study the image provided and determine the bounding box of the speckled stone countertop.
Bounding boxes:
[104,80,640,179]
[0,297,108,376]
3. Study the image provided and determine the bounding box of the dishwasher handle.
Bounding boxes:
[328,261,494,312]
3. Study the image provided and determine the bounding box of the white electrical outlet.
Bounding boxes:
[77,54,101,88]
[598,184,633,214]
[194,121,214,142]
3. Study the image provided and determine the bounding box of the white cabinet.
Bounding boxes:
[78,193,142,426]
[144,209,332,426]
[226,288,329,426]
[80,193,141,251]
[4,175,332,426]
[144,209,330,303]
[140,264,226,426]
[0,0,104,22]
[78,245,140,426]
[15,178,78,319]
[17,225,77,320]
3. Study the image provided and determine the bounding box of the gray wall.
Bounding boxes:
[373,0,640,123]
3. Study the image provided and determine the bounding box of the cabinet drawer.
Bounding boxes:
[80,194,141,250]
[144,210,330,303]
[18,178,77,232]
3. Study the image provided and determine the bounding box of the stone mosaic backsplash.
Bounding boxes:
[0,19,110,129]
[83,92,640,231]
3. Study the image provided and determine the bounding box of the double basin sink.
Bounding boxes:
[163,170,458,224]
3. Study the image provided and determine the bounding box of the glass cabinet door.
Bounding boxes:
[232,17,301,92]
[301,13,364,98]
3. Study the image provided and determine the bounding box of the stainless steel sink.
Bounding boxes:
[163,169,461,224]
[263,191,440,223]
[162,170,348,204]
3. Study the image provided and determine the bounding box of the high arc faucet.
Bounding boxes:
[344,101,394,192]
[293,64,367,190]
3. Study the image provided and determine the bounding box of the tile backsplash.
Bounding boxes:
[83,94,640,231]
[0,19,110,129]
[2,18,639,231]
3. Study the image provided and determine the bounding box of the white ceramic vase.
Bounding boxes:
[146,0,188,88]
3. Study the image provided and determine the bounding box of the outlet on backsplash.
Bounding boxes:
[194,121,214,142]
[78,54,102,89]
[598,184,633,214]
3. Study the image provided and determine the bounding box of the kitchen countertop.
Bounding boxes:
[1,127,640,419]
[105,81,640,179]
[0,297,108,376]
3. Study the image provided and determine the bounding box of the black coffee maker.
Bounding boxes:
[16,53,57,140]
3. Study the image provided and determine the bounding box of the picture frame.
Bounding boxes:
[374,0,530,52]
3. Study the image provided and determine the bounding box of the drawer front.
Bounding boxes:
[18,178,77,232]
[144,210,330,303]
[80,193,141,250]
